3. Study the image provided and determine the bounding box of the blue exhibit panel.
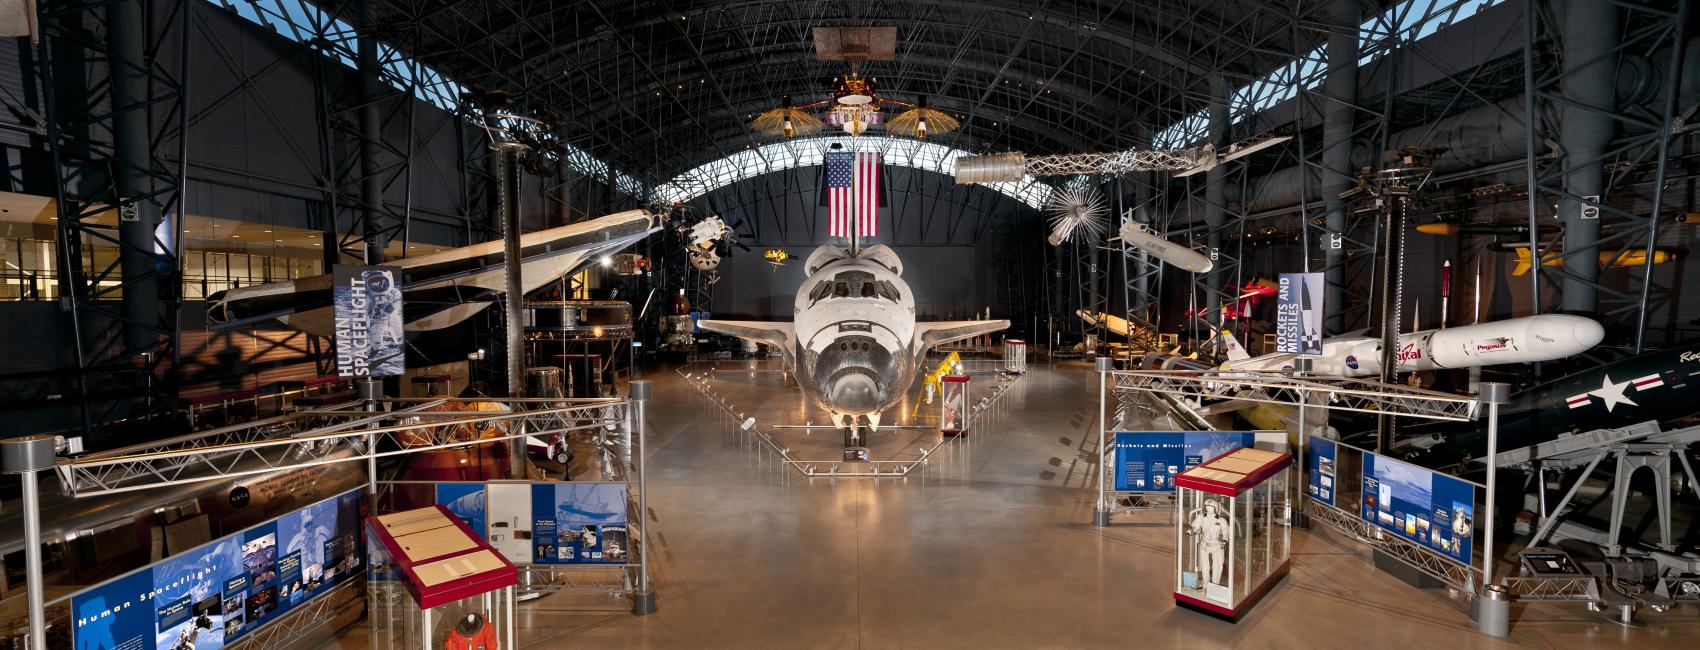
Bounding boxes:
[1307,437,1337,506]
[71,489,364,650]
[1361,454,1474,562]
[530,483,630,565]
[1112,432,1255,492]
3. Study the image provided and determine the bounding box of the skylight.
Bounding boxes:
[1152,0,1508,148]
[208,0,646,198]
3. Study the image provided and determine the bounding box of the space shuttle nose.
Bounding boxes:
[829,373,883,413]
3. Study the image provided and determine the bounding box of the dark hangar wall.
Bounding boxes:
[681,165,1046,327]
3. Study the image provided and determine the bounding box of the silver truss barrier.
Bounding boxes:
[1501,575,1602,602]
[1109,369,1481,422]
[55,397,628,497]
[1106,491,1176,514]
[1306,500,1482,594]
[679,360,1022,478]
[520,564,635,596]
[51,400,412,494]
[230,577,362,650]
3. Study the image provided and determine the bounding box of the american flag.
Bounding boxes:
[826,150,880,238]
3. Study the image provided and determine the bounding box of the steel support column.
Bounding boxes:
[1320,0,1360,333]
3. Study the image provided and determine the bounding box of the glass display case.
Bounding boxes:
[940,375,969,435]
[1004,339,1028,374]
[366,505,518,650]
[1173,447,1293,622]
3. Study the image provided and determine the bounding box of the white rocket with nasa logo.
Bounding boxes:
[1221,314,1604,378]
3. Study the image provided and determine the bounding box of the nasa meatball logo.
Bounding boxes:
[1345,355,1359,370]
[229,485,251,508]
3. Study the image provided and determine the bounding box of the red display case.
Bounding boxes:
[365,505,518,649]
[940,375,969,436]
[1172,447,1294,622]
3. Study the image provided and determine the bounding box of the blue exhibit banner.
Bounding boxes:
[1276,272,1324,355]
[1112,432,1255,492]
[332,265,404,377]
[1361,453,1475,563]
[72,489,364,650]
[1307,437,1337,506]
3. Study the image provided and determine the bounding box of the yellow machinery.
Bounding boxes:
[911,352,962,417]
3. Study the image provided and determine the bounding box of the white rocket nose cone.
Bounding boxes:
[1571,317,1605,349]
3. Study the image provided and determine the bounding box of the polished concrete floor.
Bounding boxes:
[338,359,1700,649]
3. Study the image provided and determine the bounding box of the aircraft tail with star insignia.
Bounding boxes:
[1348,339,1700,473]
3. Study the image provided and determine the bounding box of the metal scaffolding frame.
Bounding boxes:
[1518,0,1691,350]
[33,0,195,444]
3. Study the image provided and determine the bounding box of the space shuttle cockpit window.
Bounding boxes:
[874,281,901,302]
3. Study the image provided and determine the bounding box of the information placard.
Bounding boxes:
[71,489,364,650]
[1361,453,1474,562]
[1112,432,1256,492]
[1307,437,1337,506]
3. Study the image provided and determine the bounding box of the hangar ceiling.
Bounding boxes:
[364,0,1378,184]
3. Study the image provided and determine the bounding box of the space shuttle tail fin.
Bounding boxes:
[1219,329,1252,362]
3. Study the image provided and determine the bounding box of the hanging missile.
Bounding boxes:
[1489,244,1684,277]
[1326,314,1604,377]
[1414,221,1537,237]
[1223,314,1603,378]
[1116,220,1213,273]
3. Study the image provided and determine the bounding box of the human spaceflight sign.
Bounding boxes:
[1275,272,1324,355]
[332,265,404,377]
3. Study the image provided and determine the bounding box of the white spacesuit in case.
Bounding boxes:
[1189,499,1230,587]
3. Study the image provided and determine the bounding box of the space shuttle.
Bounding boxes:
[700,244,1008,447]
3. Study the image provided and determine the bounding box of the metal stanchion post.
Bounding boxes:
[3,435,60,650]
[1293,357,1313,529]
[630,380,658,614]
[1094,357,1113,527]
[359,378,384,497]
[1477,381,1510,637]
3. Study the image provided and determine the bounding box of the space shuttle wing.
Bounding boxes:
[698,320,797,365]
[914,320,1010,351]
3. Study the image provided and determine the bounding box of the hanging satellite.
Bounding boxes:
[1044,184,1109,246]
[750,27,959,140]
[685,215,733,278]
[763,249,795,267]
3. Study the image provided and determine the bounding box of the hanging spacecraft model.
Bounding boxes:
[1116,220,1214,273]
[205,210,657,336]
